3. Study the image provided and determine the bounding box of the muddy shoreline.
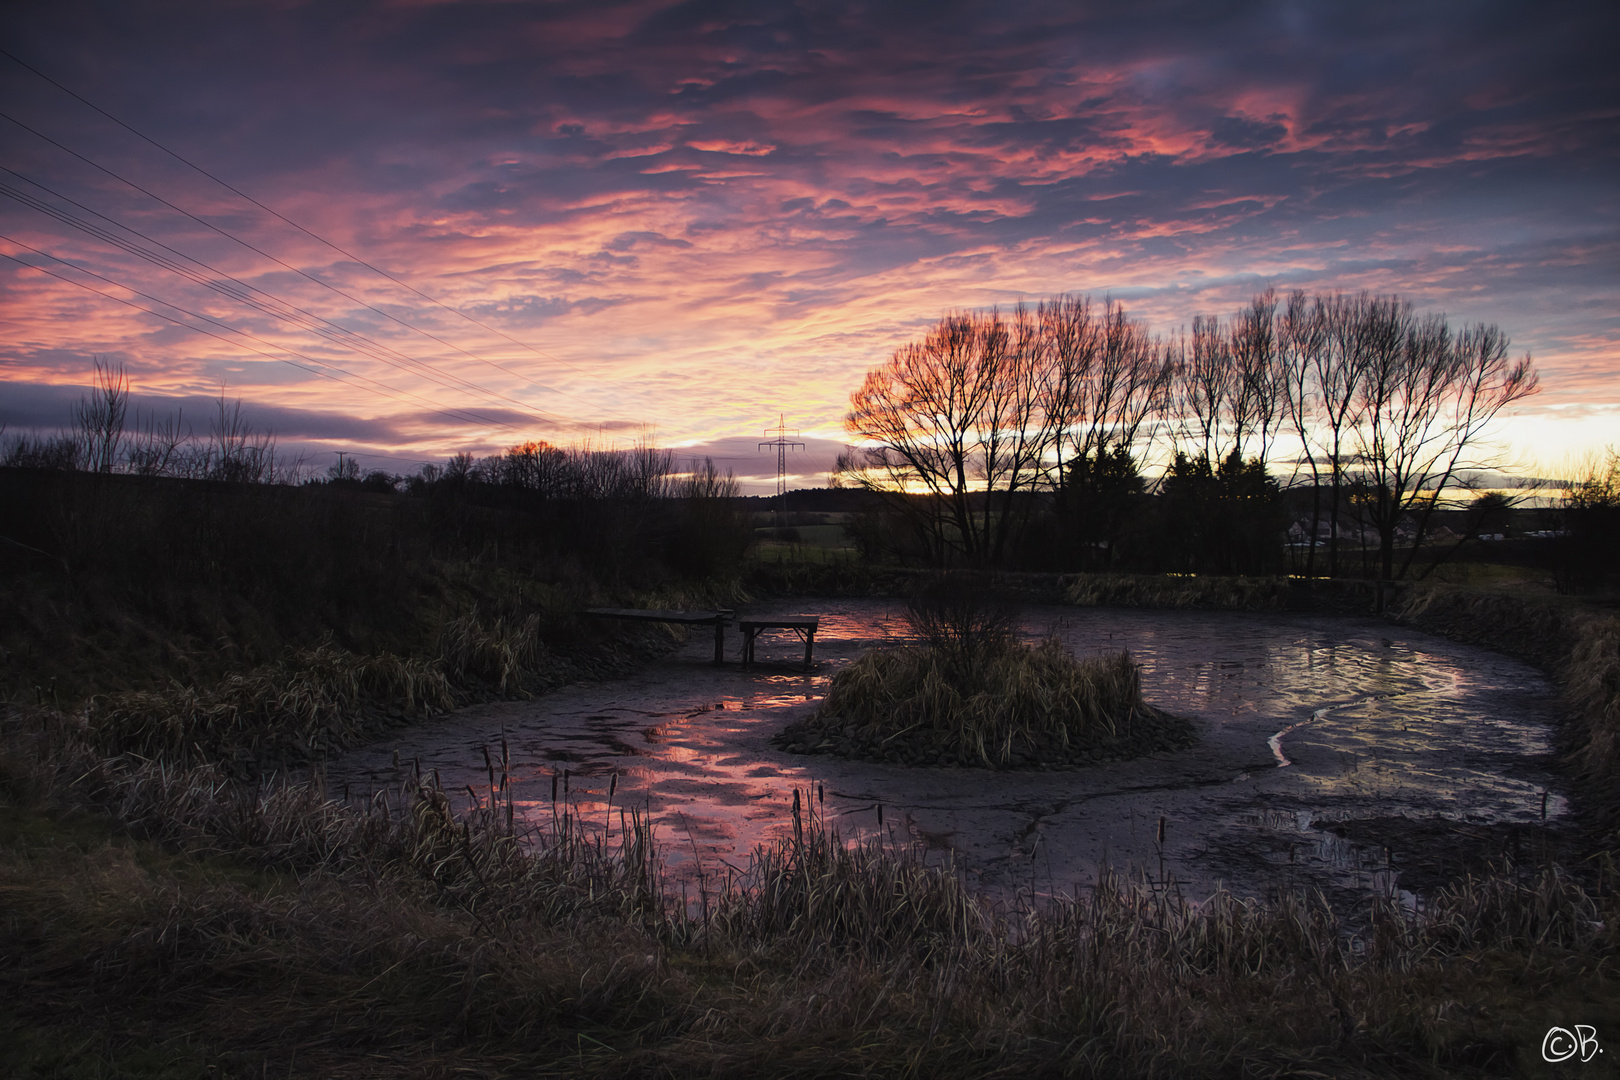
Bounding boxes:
[322,599,1573,911]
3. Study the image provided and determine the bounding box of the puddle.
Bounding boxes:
[322,600,1570,906]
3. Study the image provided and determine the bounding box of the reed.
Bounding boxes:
[1064,571,1297,610]
[83,644,454,769]
[439,612,555,694]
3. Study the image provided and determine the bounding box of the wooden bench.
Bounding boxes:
[585,608,734,663]
[739,617,820,671]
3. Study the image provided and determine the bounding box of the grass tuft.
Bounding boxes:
[777,640,1192,768]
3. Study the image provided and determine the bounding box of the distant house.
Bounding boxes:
[1287,518,1377,546]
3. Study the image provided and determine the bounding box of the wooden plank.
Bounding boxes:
[737,617,820,671]
[737,617,819,630]
[584,607,732,663]
[585,607,728,624]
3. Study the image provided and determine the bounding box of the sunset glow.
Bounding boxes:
[2,1,1615,489]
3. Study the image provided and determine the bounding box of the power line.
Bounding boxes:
[0,47,654,422]
[0,167,578,429]
[0,108,602,424]
[0,232,515,430]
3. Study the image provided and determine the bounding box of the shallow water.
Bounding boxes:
[323,600,1568,906]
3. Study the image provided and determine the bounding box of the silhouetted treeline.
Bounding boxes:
[3,361,302,484]
[841,289,1538,577]
[2,358,753,589]
[0,441,752,597]
[1549,450,1620,594]
[858,455,1290,577]
[1,366,759,702]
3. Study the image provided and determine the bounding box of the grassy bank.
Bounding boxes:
[21,600,708,778]
[3,707,1616,1078]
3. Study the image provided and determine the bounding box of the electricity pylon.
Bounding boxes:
[759,414,804,537]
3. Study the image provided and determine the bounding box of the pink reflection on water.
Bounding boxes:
[325,599,1568,903]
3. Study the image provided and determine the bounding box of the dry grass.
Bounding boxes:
[73,605,661,774]
[777,640,1192,768]
[439,612,555,694]
[1563,614,1620,835]
[3,707,1615,1077]
[1065,572,1298,610]
[84,644,453,769]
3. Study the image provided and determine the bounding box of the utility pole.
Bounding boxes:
[759,414,804,537]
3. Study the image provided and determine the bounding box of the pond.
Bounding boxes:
[323,600,1570,908]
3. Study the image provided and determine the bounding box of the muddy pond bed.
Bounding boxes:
[323,600,1573,911]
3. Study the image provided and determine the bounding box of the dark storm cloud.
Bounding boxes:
[0,380,514,444]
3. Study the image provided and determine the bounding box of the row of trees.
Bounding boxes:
[2,360,753,585]
[2,360,300,485]
[405,441,750,580]
[840,290,1539,577]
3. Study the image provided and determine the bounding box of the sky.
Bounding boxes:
[0,0,1615,492]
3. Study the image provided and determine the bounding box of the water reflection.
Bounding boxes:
[324,600,1567,906]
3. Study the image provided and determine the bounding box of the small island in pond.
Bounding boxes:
[774,577,1194,769]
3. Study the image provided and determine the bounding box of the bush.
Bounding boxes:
[901,571,1020,680]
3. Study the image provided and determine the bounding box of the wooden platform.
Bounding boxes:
[585,608,734,663]
[739,617,820,671]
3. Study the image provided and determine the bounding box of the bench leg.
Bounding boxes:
[713,620,725,664]
[803,630,814,671]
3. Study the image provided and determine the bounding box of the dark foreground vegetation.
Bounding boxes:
[0,423,751,712]
[3,373,1619,1075]
[4,704,1618,1080]
[0,481,1615,1077]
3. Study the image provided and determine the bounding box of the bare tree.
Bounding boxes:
[125,407,189,476]
[73,357,128,473]
[1175,314,1235,464]
[978,304,1055,562]
[1230,290,1285,466]
[202,390,299,483]
[842,307,1059,565]
[1308,293,1399,576]
[1353,315,1538,579]
[1279,290,1329,575]
[1173,295,1284,470]
[1044,297,1169,488]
